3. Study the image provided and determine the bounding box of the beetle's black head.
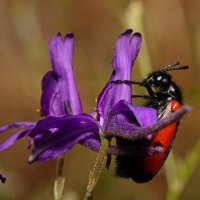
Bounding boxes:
[142,71,172,91]
[139,62,189,99]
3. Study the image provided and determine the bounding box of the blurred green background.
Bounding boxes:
[0,0,199,199]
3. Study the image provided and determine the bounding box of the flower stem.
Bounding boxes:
[54,154,66,200]
[84,136,110,200]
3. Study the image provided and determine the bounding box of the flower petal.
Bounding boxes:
[40,71,61,116]
[112,29,142,80]
[28,114,101,163]
[121,102,158,128]
[29,114,98,137]
[46,32,82,115]
[80,137,101,152]
[105,100,157,140]
[0,122,35,133]
[0,122,35,150]
[97,30,142,127]
[105,101,191,141]
[0,127,34,151]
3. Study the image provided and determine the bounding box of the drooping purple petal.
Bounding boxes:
[0,127,34,151]
[29,114,99,137]
[28,114,101,163]
[0,122,35,133]
[0,122,35,151]
[97,30,142,127]
[45,32,82,115]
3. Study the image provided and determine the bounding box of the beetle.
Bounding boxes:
[114,62,189,183]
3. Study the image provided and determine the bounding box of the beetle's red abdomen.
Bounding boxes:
[130,100,182,183]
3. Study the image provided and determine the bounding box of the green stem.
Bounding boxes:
[166,140,200,200]
[84,136,110,200]
[165,152,182,200]
[54,154,66,200]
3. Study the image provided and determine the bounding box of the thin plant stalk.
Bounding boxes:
[165,153,181,200]
[53,103,73,200]
[166,139,200,200]
[54,154,66,200]
[84,136,110,200]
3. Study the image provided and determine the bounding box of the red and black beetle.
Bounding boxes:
[115,62,189,183]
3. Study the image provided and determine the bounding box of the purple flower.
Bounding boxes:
[29,29,189,163]
[0,30,191,183]
[27,33,101,162]
[0,32,102,157]
[0,32,100,182]
[28,29,154,163]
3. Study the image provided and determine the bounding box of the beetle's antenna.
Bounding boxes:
[159,62,189,73]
